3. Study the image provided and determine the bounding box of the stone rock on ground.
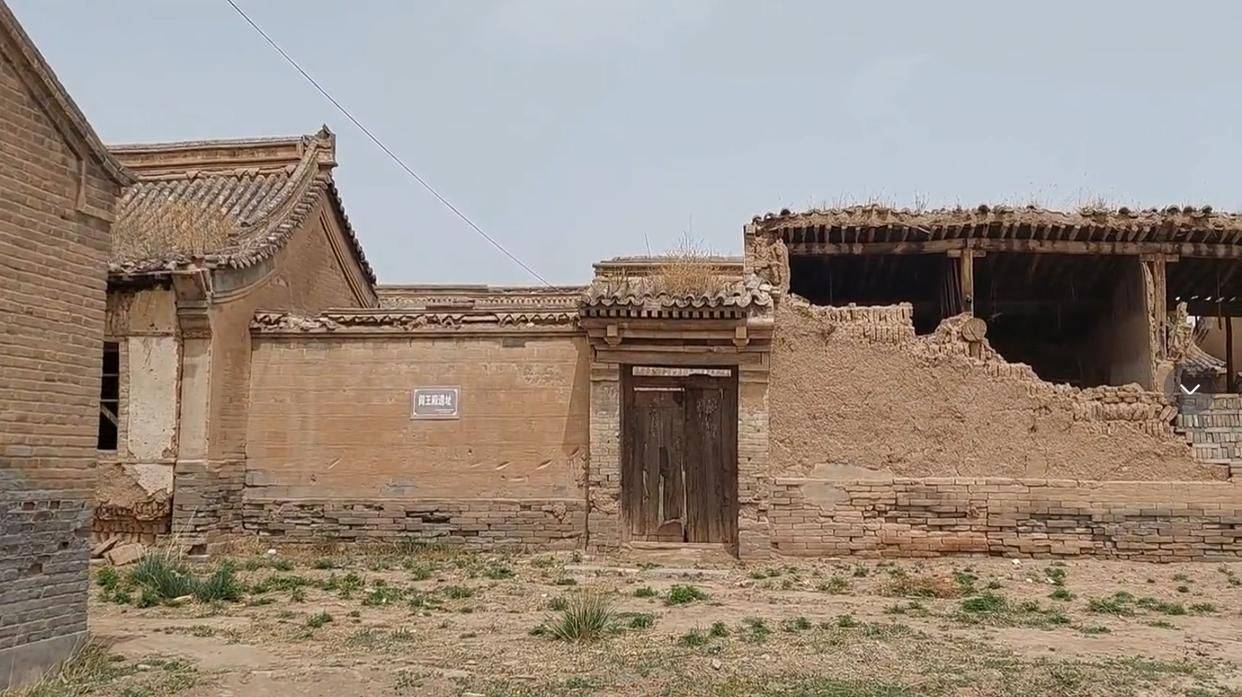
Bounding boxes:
[91,535,120,558]
[105,542,147,566]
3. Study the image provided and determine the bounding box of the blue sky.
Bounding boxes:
[15,1,1242,284]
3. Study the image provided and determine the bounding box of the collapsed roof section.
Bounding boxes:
[108,127,375,287]
[750,204,1242,257]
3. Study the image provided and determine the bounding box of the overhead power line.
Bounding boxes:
[224,0,551,286]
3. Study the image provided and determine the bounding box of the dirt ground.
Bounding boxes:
[17,546,1242,696]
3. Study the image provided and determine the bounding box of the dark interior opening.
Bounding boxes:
[975,253,1147,388]
[1168,258,1242,393]
[789,254,957,334]
[97,341,119,451]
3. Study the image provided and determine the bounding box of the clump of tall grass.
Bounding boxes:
[546,590,616,642]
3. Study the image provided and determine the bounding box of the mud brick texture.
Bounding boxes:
[770,477,1242,561]
[242,498,586,549]
[0,4,125,687]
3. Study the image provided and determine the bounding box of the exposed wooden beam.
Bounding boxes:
[788,238,1242,259]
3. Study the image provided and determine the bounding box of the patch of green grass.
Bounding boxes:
[1044,566,1068,586]
[781,616,812,632]
[552,577,578,586]
[194,561,245,603]
[1189,602,1216,614]
[288,587,307,603]
[546,591,615,642]
[1087,592,1136,616]
[95,567,120,591]
[404,561,437,581]
[952,569,978,595]
[1078,625,1111,635]
[626,613,655,630]
[709,621,729,637]
[362,585,404,607]
[1136,597,1186,616]
[835,614,859,628]
[632,586,657,598]
[312,558,338,570]
[306,612,333,628]
[440,585,475,599]
[741,617,771,643]
[957,593,1069,628]
[129,552,198,601]
[1146,619,1177,629]
[1049,588,1074,601]
[665,584,708,606]
[960,592,1006,614]
[816,576,850,594]
[678,629,709,647]
[546,596,569,611]
[484,564,514,580]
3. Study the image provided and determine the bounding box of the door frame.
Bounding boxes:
[619,365,739,549]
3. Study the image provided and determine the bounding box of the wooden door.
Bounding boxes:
[622,370,737,544]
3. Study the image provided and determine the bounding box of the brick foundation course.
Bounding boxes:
[242,498,586,549]
[771,477,1242,561]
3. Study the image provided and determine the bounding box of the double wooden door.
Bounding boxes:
[622,370,737,544]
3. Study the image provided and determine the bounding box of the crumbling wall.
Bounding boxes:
[244,333,590,546]
[96,286,179,544]
[770,298,1216,480]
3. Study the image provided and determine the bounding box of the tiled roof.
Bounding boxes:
[108,127,374,284]
[582,254,772,318]
[376,284,584,311]
[1180,342,1227,377]
[0,1,132,185]
[751,204,1242,248]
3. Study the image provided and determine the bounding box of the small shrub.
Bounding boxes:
[1175,585,1190,594]
[553,577,578,587]
[547,596,569,611]
[406,562,437,581]
[836,614,859,628]
[547,591,615,642]
[312,558,338,570]
[1049,588,1074,601]
[95,567,120,590]
[1189,602,1216,614]
[952,570,978,595]
[665,585,708,606]
[628,613,655,629]
[633,586,657,598]
[678,629,708,647]
[1079,625,1111,635]
[289,587,307,603]
[130,551,197,600]
[816,576,849,595]
[195,562,245,603]
[709,621,729,637]
[306,612,333,628]
[852,565,869,578]
[441,585,474,599]
[782,616,812,632]
[1147,619,1177,629]
[135,587,161,608]
[986,579,1003,590]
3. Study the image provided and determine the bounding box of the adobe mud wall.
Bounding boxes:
[770,477,1242,561]
[243,333,590,546]
[97,286,179,545]
[770,299,1216,481]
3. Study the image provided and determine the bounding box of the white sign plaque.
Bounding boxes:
[411,387,459,420]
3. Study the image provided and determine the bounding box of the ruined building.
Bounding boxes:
[93,140,1242,562]
[0,2,131,687]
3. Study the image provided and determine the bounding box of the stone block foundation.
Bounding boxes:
[771,477,1242,561]
[242,498,586,549]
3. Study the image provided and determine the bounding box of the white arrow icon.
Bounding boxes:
[1180,383,1201,395]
